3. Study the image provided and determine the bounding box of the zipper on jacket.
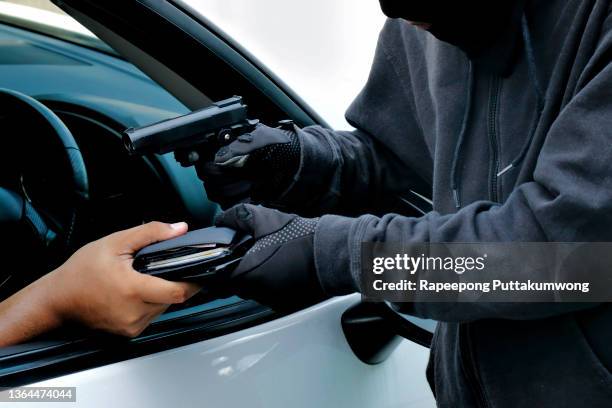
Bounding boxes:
[488,76,502,203]
[459,323,489,408]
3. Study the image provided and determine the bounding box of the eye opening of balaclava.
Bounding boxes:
[379,0,527,71]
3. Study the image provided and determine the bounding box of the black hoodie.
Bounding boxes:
[275,0,612,406]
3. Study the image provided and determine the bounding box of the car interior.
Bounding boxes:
[0,20,208,296]
[0,0,326,386]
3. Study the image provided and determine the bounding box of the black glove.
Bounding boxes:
[196,123,301,209]
[214,203,327,310]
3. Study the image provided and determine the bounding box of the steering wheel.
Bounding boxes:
[0,89,89,295]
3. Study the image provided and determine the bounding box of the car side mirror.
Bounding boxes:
[341,301,433,364]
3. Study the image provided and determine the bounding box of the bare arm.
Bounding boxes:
[0,272,63,347]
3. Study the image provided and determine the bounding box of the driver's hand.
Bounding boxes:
[45,222,200,337]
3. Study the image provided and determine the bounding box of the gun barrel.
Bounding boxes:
[123,96,248,155]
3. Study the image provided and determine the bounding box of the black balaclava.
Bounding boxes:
[379,0,527,72]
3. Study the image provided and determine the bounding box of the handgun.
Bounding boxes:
[122,96,259,167]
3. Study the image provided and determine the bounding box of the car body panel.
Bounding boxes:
[10,296,433,408]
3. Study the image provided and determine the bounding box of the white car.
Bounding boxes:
[0,1,435,407]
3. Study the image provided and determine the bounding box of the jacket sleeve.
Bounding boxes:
[276,20,431,217]
[313,53,612,322]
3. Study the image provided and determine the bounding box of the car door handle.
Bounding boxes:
[341,301,433,365]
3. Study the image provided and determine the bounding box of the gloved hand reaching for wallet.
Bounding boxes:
[214,203,328,310]
[196,123,301,209]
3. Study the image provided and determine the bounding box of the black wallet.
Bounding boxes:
[133,227,253,284]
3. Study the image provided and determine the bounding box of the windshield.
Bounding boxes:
[0,0,116,55]
[0,0,386,128]
[182,0,385,129]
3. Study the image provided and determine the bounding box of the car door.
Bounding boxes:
[0,1,435,406]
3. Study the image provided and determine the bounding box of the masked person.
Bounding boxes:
[197,1,612,406]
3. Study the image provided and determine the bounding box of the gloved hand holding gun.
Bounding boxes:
[197,122,301,209]
[123,96,302,209]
